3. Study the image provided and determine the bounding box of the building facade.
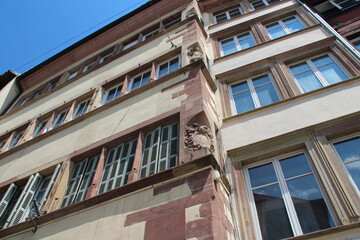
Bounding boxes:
[0,0,359,239]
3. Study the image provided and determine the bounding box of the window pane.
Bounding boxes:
[283,17,304,33]
[237,33,255,50]
[231,81,249,94]
[233,91,255,114]
[290,63,323,92]
[253,184,294,240]
[287,174,333,233]
[266,23,286,39]
[215,13,227,24]
[248,163,278,188]
[229,8,241,18]
[221,39,237,56]
[252,0,266,9]
[280,154,312,179]
[256,83,279,106]
[312,55,348,85]
[334,137,360,190]
[159,63,168,77]
[169,58,179,72]
[142,72,151,85]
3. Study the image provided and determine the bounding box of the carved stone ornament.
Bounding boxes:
[184,123,214,153]
[187,45,203,63]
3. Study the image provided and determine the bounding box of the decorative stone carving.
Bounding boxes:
[187,45,203,63]
[184,123,214,153]
[185,8,197,19]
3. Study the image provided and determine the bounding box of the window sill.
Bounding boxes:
[223,75,360,123]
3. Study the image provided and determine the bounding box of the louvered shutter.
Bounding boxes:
[0,184,18,218]
[61,160,87,208]
[140,127,161,178]
[39,164,61,210]
[8,173,43,226]
[72,155,99,204]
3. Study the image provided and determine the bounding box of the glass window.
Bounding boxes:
[245,153,334,240]
[33,119,49,137]
[0,140,6,151]
[83,62,96,73]
[266,16,304,39]
[52,109,69,129]
[352,39,360,50]
[123,40,138,51]
[229,74,279,114]
[98,139,137,194]
[61,155,99,208]
[143,30,159,41]
[164,17,181,29]
[333,136,360,191]
[250,0,280,10]
[8,131,23,149]
[68,71,78,80]
[289,54,349,93]
[73,99,91,119]
[140,122,178,178]
[100,53,112,64]
[157,56,181,78]
[330,0,359,9]
[220,32,255,56]
[103,85,122,104]
[130,71,151,91]
[214,8,242,24]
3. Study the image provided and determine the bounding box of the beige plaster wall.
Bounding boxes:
[221,80,360,152]
[0,73,188,183]
[3,178,193,240]
[0,26,187,136]
[0,78,20,115]
[212,26,331,76]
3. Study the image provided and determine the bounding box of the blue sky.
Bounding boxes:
[0,0,149,74]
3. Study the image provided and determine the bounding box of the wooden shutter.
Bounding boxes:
[39,164,61,210]
[8,173,43,226]
[140,127,161,178]
[0,184,18,218]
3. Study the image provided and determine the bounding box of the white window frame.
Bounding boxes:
[213,7,242,24]
[156,55,181,79]
[265,15,305,40]
[128,69,151,92]
[102,84,123,105]
[250,0,280,10]
[33,119,49,137]
[288,53,351,93]
[244,150,338,239]
[143,29,159,41]
[330,133,360,196]
[72,99,91,119]
[219,31,256,56]
[68,71,79,80]
[228,73,281,115]
[51,109,69,129]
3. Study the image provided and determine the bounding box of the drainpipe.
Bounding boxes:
[297,0,360,61]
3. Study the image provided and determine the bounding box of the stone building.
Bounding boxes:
[0,0,359,239]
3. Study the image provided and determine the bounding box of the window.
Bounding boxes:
[68,71,79,80]
[61,155,99,208]
[33,119,49,137]
[97,139,137,194]
[143,29,159,41]
[103,85,122,104]
[0,140,6,151]
[123,40,138,51]
[289,54,349,93]
[164,17,181,29]
[214,7,242,24]
[157,56,181,78]
[83,62,96,73]
[19,97,30,107]
[99,53,112,64]
[73,99,90,119]
[0,165,61,229]
[332,136,360,191]
[220,32,255,56]
[139,122,178,179]
[129,70,151,91]
[352,39,360,50]
[229,74,279,114]
[245,153,334,240]
[330,0,359,9]
[45,80,59,92]
[8,131,23,149]
[266,16,305,39]
[250,0,281,10]
[51,109,69,129]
